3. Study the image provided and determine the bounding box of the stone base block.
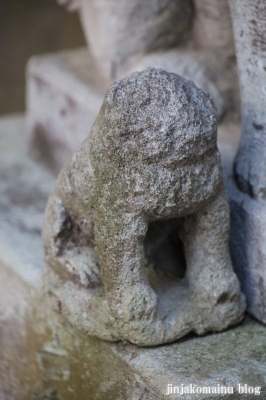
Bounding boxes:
[26,48,106,173]
[22,298,266,400]
[230,180,266,324]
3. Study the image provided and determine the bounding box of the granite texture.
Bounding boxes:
[128,49,237,120]
[42,69,245,346]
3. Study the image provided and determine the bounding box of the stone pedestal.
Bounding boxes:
[20,298,266,400]
[26,48,106,173]
[1,114,266,399]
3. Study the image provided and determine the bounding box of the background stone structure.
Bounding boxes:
[0,0,84,115]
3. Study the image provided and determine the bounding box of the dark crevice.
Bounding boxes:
[144,218,187,279]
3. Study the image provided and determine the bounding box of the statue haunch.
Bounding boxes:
[43,69,245,346]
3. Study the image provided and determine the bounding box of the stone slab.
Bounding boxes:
[21,303,266,400]
[26,48,106,173]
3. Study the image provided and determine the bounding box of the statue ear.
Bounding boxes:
[56,0,80,12]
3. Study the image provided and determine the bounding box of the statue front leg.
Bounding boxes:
[94,207,157,323]
[180,186,245,332]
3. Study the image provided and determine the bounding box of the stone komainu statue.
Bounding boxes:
[43,69,245,346]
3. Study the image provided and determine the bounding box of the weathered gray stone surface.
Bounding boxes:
[230,181,266,324]
[0,114,265,400]
[20,303,266,400]
[229,0,266,201]
[0,115,54,400]
[27,49,105,173]
[42,69,245,346]
[0,114,55,287]
[218,121,266,327]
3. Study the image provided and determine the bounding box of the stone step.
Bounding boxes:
[1,114,266,399]
[26,48,106,173]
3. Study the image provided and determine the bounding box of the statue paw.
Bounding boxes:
[108,283,157,323]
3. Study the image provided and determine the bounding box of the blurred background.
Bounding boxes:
[0,0,85,115]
